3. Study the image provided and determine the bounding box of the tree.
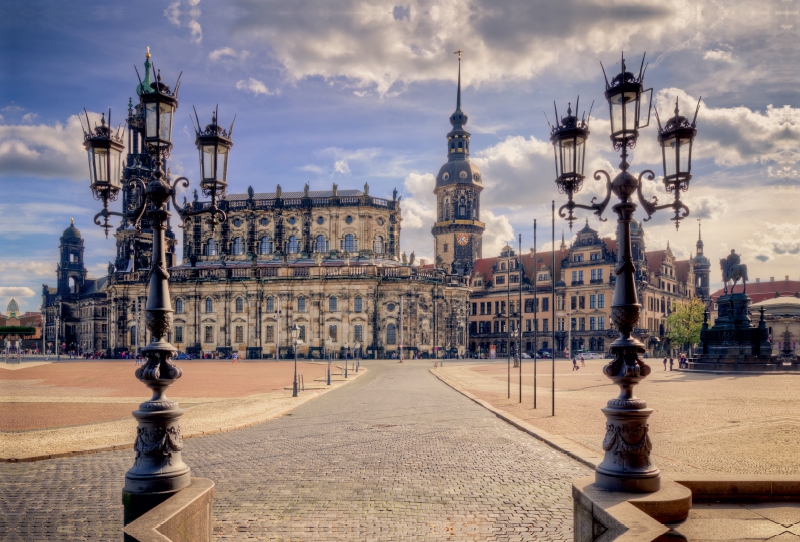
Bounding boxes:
[665,297,706,350]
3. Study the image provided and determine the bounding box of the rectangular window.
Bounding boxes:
[500,301,506,314]
[598,294,605,309]
[579,296,585,309]
[557,297,565,311]
[495,301,500,314]
[175,326,183,343]
[589,317,596,331]
[542,297,549,312]
[355,324,363,342]
[235,326,244,343]
[496,275,505,285]
[578,270,584,282]
[558,318,564,331]
[101,324,107,333]
[329,324,338,342]
[204,326,213,343]
[597,269,603,281]
[300,325,306,341]
[579,317,586,331]
[589,295,596,309]
[472,302,477,316]
[598,317,605,330]
[543,319,549,332]
[591,269,597,280]
[493,321,499,333]
[510,274,519,284]
[266,325,274,342]
[572,271,578,282]
[571,296,577,310]
[526,319,532,332]
[480,302,485,315]
[573,254,583,262]
[571,318,577,331]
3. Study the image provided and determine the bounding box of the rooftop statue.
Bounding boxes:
[720,249,748,294]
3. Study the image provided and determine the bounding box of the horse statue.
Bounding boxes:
[720,249,748,294]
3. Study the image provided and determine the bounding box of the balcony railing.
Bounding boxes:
[571,280,584,286]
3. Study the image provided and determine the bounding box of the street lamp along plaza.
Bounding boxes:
[550,52,699,493]
[80,48,233,522]
[291,324,300,397]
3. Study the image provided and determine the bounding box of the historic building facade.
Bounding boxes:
[41,220,109,354]
[467,220,707,357]
[431,56,484,276]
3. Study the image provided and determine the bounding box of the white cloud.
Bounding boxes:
[209,47,250,62]
[0,112,111,180]
[235,78,273,96]
[703,49,734,63]
[21,112,38,123]
[0,287,35,298]
[333,159,351,175]
[165,0,202,43]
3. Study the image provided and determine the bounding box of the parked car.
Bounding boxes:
[583,352,603,359]
[174,353,192,360]
[521,353,531,359]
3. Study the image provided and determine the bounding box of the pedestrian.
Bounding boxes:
[669,357,674,371]
[231,352,238,364]
[663,357,667,371]
[580,354,585,368]
[572,357,578,371]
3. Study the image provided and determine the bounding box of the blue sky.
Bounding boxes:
[2,0,800,314]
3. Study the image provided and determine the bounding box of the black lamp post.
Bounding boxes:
[354,340,360,372]
[325,336,332,385]
[549,52,699,493]
[291,323,299,397]
[81,48,233,521]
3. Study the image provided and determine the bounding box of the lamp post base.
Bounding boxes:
[595,406,660,493]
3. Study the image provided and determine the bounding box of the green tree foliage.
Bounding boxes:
[665,297,706,348]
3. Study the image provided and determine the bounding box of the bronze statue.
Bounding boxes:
[720,249,748,294]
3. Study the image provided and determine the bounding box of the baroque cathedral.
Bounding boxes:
[42,53,481,359]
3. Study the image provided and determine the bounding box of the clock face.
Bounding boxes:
[457,233,469,246]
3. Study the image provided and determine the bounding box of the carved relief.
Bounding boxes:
[133,425,183,466]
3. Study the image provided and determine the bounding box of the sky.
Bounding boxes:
[2,0,800,314]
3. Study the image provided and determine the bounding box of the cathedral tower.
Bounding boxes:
[57,218,87,296]
[692,220,711,301]
[431,51,485,275]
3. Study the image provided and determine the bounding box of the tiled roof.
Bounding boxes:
[674,260,692,283]
[646,250,666,275]
[470,249,565,289]
[712,280,800,303]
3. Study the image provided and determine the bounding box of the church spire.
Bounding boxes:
[455,48,462,110]
[560,229,566,250]
[696,219,704,254]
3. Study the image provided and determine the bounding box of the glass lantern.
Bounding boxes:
[550,104,590,193]
[139,71,178,153]
[195,110,233,198]
[604,55,652,146]
[657,98,699,192]
[83,112,125,200]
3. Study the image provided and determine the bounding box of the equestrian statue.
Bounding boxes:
[720,249,748,294]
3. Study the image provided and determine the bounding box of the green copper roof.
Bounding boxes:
[136,47,152,96]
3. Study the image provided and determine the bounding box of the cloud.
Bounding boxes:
[0,287,36,298]
[333,159,351,175]
[165,0,202,43]
[703,49,734,63]
[209,47,250,62]
[0,112,108,180]
[21,112,38,123]
[2,105,24,113]
[235,78,274,96]
[744,223,800,263]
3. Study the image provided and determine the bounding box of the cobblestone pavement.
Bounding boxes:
[1,360,588,541]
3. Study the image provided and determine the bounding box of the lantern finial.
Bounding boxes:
[146,46,151,59]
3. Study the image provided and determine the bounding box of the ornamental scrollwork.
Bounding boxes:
[133,425,183,466]
[602,423,652,468]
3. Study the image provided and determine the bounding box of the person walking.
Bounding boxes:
[669,357,674,371]
[572,357,579,371]
[663,357,667,371]
[580,354,585,368]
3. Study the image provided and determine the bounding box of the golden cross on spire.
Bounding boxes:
[454,49,462,61]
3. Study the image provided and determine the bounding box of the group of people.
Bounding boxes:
[663,353,689,371]
[572,354,585,371]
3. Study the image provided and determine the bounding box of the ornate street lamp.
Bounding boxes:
[344,340,349,378]
[550,52,699,493]
[325,336,332,385]
[81,48,233,521]
[291,324,300,397]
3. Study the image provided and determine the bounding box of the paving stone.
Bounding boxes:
[0,360,588,541]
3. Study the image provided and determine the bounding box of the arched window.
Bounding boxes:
[374,236,384,254]
[231,237,245,255]
[315,235,327,253]
[354,296,363,313]
[175,298,183,314]
[344,234,355,253]
[298,296,306,312]
[203,238,218,256]
[387,323,396,345]
[258,237,273,255]
[205,297,213,313]
[458,327,464,345]
[235,297,244,313]
[329,324,338,341]
[329,296,338,312]
[288,235,299,254]
[445,200,450,220]
[501,262,506,270]
[459,197,466,217]
[266,296,274,313]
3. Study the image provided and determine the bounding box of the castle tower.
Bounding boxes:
[431,51,485,275]
[57,218,88,296]
[693,220,711,301]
